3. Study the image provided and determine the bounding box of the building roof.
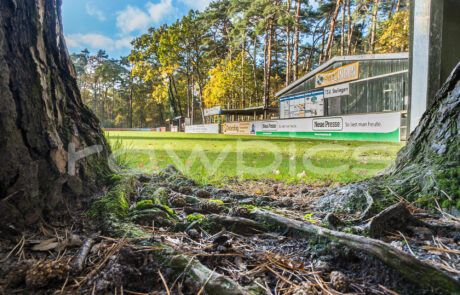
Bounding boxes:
[275,52,409,97]
[221,106,278,116]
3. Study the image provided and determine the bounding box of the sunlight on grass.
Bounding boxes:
[105,131,404,185]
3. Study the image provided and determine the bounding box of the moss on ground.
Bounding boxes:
[88,184,129,219]
[136,200,154,210]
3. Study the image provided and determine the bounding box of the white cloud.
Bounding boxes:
[85,3,106,21]
[65,33,133,51]
[178,0,212,11]
[116,0,174,35]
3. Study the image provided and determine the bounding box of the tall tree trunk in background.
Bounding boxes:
[241,38,246,108]
[263,27,268,111]
[285,0,292,86]
[388,0,395,18]
[346,0,352,54]
[325,0,341,61]
[340,2,345,56]
[0,0,111,227]
[191,75,195,125]
[129,75,133,128]
[369,0,380,54]
[252,36,258,105]
[265,18,274,112]
[318,24,327,64]
[396,0,401,12]
[293,0,301,81]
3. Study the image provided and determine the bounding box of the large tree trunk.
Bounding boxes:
[0,0,111,227]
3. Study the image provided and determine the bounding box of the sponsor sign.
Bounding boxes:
[315,62,359,88]
[204,106,221,116]
[312,117,343,131]
[223,122,257,135]
[185,124,219,134]
[279,90,324,119]
[255,112,401,142]
[324,83,349,98]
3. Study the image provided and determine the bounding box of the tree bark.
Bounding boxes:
[369,0,380,54]
[264,15,275,114]
[293,0,301,81]
[0,0,111,227]
[340,1,345,56]
[325,0,342,61]
[346,0,353,54]
[285,0,292,86]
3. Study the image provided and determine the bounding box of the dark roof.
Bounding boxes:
[221,106,278,116]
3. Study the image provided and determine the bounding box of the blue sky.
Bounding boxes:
[62,0,213,58]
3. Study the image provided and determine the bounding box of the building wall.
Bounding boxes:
[281,58,408,118]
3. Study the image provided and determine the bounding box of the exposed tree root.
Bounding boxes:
[250,209,460,294]
[159,245,253,295]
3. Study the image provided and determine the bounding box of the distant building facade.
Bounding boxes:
[273,53,409,142]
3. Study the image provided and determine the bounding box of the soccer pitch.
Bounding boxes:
[105,131,404,185]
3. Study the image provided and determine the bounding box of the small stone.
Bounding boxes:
[330,271,348,292]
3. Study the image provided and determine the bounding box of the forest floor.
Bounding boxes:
[1,166,458,294]
[105,131,403,185]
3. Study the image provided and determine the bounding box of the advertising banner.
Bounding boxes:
[324,83,350,98]
[185,124,219,134]
[280,90,324,119]
[256,112,401,142]
[204,106,221,116]
[315,62,359,88]
[223,122,257,135]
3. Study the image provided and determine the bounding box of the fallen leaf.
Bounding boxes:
[32,238,59,251]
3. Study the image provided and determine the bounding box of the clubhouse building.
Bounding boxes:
[271,53,409,142]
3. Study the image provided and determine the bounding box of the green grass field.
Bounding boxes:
[106,131,404,185]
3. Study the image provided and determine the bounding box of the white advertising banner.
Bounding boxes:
[185,124,219,134]
[324,83,349,98]
[255,112,401,141]
[204,106,221,116]
[280,90,324,119]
